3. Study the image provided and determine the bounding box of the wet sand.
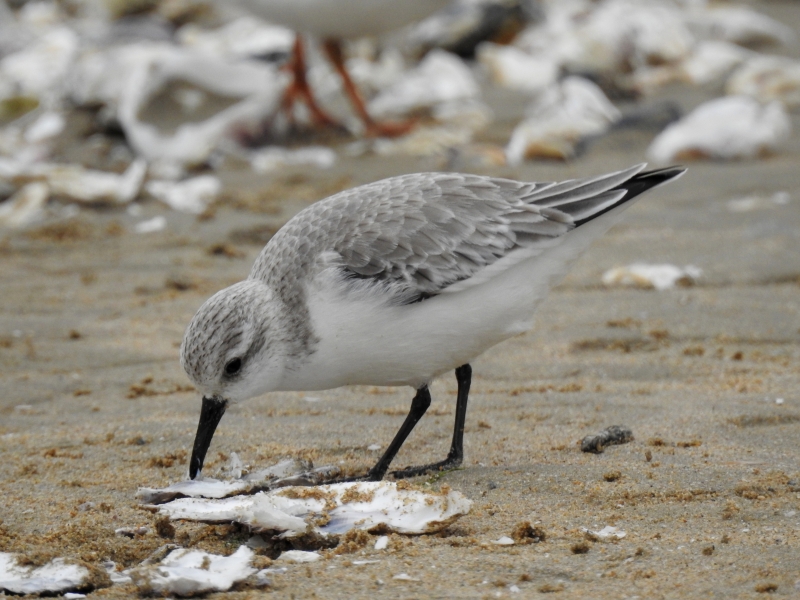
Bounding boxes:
[2,3,800,598]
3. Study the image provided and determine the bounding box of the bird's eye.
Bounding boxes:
[224,358,242,376]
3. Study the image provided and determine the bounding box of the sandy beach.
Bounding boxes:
[1,1,800,598]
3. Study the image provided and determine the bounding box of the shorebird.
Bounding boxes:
[236,0,451,136]
[182,163,685,480]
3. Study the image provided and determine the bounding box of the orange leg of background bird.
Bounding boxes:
[283,35,340,128]
[321,39,417,138]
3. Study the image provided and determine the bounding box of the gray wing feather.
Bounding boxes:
[250,164,646,302]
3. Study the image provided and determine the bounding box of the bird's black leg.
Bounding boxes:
[391,364,472,479]
[365,385,432,481]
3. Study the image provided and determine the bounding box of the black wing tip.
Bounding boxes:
[573,164,685,227]
[635,165,687,184]
[616,164,687,199]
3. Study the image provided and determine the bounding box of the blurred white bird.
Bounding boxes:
[235,0,451,136]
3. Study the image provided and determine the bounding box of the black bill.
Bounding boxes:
[189,395,228,479]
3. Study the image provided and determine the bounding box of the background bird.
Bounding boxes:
[235,0,452,136]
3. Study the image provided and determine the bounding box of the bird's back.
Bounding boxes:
[247,166,683,391]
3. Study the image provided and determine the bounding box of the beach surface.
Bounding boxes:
[1,3,799,597]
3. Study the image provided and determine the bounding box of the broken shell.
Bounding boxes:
[582,526,627,542]
[477,43,558,95]
[156,481,472,537]
[0,181,48,228]
[249,146,336,174]
[506,77,620,164]
[135,458,327,504]
[491,536,515,546]
[602,264,702,291]
[726,56,800,109]
[128,546,255,597]
[680,41,752,86]
[145,175,221,215]
[647,96,791,163]
[134,216,166,234]
[687,6,795,48]
[0,552,91,596]
[276,551,321,563]
[374,535,389,550]
[368,50,479,119]
[0,158,146,204]
[112,46,287,167]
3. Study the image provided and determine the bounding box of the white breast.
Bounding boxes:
[235,0,450,39]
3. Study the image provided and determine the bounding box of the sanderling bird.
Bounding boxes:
[182,163,685,480]
[235,0,450,135]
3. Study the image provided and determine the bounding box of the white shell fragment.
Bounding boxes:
[249,146,337,174]
[506,77,620,164]
[374,536,389,550]
[602,264,702,291]
[687,6,795,48]
[0,182,48,228]
[680,41,752,85]
[0,552,90,596]
[128,546,255,597]
[137,479,250,504]
[647,96,791,163]
[369,100,492,158]
[0,159,146,204]
[24,111,66,144]
[103,562,132,585]
[134,216,166,234]
[726,56,800,109]
[0,27,79,103]
[582,526,627,542]
[136,459,334,504]
[146,175,221,215]
[561,0,693,74]
[276,551,321,563]
[477,43,558,95]
[111,46,287,167]
[156,481,472,538]
[491,536,515,546]
[368,50,479,119]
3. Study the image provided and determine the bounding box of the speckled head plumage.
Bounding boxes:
[180,279,285,403]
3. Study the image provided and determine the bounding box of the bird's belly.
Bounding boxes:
[277,278,533,392]
[237,0,448,38]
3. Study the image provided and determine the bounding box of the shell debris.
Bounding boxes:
[155,480,472,537]
[581,425,635,454]
[276,550,321,563]
[0,552,91,596]
[128,546,256,597]
[136,458,336,504]
[582,526,627,542]
[647,96,791,163]
[602,263,702,291]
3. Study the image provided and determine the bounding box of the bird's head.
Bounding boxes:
[180,279,284,479]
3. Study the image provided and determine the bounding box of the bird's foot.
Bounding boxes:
[365,117,418,138]
[281,83,341,129]
[390,456,463,479]
[327,474,376,484]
